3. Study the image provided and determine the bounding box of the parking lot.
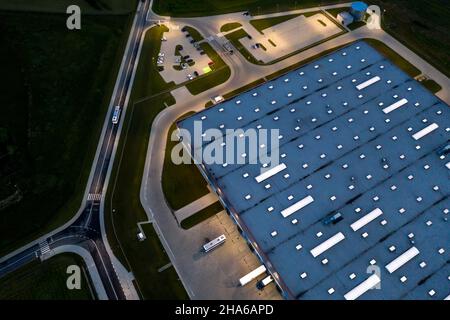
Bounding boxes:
[157,23,215,84]
[176,210,282,300]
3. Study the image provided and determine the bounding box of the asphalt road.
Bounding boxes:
[0,0,151,300]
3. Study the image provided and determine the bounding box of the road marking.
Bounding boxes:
[87,193,102,201]
[39,240,51,255]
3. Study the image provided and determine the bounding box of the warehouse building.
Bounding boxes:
[177,41,450,300]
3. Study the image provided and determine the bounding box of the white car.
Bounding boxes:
[187,74,194,80]
[158,52,165,57]
[161,37,167,41]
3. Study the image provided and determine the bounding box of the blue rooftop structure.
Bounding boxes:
[177,41,450,300]
[351,2,368,21]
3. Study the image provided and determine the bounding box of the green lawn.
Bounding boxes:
[220,22,242,33]
[105,25,187,300]
[181,201,224,229]
[185,42,231,95]
[0,253,93,300]
[162,119,210,211]
[153,0,348,17]
[0,10,132,256]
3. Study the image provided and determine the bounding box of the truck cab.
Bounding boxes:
[256,275,273,290]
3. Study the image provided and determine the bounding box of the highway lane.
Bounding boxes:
[0,0,151,300]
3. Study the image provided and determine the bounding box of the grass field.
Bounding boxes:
[152,0,347,17]
[0,254,93,300]
[105,25,187,300]
[0,10,132,256]
[162,120,210,211]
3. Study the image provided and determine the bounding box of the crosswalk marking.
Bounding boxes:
[39,240,51,255]
[87,193,102,201]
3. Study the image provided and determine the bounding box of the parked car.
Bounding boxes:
[247,35,252,40]
[186,59,193,64]
[200,51,206,55]
[181,26,187,32]
[193,71,199,76]
[183,55,190,59]
[187,74,194,80]
[189,39,195,44]
[161,36,167,41]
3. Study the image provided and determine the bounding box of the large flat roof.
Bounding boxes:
[178,41,450,299]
